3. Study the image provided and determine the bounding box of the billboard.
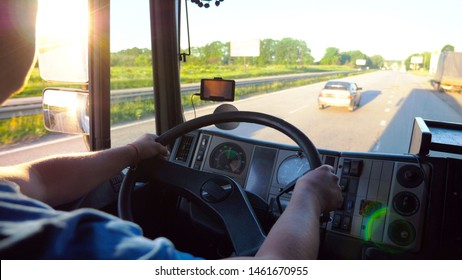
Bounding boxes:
[411,56,424,64]
[230,39,260,57]
[356,59,367,66]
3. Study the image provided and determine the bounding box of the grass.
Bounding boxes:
[110,97,155,124]
[409,69,433,77]
[15,64,356,98]
[2,64,360,146]
[0,114,48,145]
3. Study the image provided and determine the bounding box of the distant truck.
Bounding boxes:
[433,51,462,93]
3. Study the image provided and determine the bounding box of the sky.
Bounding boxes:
[110,0,462,61]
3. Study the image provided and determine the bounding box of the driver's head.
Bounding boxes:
[0,0,38,105]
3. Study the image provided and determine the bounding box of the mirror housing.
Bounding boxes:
[42,88,90,135]
[36,0,89,82]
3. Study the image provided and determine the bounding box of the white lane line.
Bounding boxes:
[289,105,308,114]
[380,120,387,126]
[385,108,390,113]
[0,135,81,156]
[0,118,158,156]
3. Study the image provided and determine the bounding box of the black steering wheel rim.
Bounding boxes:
[156,111,322,167]
[118,111,321,257]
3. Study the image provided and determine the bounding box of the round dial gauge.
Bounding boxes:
[277,154,310,186]
[209,142,246,174]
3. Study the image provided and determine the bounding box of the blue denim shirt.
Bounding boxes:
[0,181,201,260]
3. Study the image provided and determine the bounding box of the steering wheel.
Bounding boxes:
[118,111,322,257]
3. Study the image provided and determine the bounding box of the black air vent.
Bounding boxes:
[175,135,194,162]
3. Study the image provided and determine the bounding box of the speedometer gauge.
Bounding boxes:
[277,154,310,186]
[209,142,246,174]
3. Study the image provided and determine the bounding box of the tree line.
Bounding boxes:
[111,37,425,69]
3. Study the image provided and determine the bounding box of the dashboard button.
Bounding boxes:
[196,151,204,161]
[342,160,351,175]
[332,214,342,228]
[340,177,349,192]
[388,220,416,246]
[393,192,420,216]
[350,160,363,177]
[341,216,351,231]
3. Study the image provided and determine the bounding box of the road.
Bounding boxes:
[0,71,351,119]
[1,71,462,165]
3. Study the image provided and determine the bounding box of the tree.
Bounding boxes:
[200,41,228,64]
[111,47,151,67]
[370,55,385,69]
[339,50,367,67]
[404,52,431,70]
[256,39,277,66]
[274,38,314,65]
[320,47,340,65]
[441,44,455,53]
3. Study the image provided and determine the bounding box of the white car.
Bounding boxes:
[318,80,362,111]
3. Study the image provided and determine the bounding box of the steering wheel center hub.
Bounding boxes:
[201,177,234,203]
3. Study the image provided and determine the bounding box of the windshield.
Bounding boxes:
[1,0,462,164]
[324,82,350,90]
[177,0,462,154]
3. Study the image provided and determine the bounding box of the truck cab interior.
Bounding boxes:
[12,0,462,260]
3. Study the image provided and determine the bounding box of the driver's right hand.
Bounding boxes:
[294,165,343,213]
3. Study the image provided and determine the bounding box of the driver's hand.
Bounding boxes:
[130,134,169,161]
[294,165,343,212]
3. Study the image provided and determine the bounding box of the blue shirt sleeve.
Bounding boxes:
[0,181,202,260]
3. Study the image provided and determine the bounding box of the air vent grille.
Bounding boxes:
[175,135,194,162]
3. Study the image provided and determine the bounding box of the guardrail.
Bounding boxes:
[0,71,353,119]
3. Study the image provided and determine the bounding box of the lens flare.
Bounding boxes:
[363,206,411,254]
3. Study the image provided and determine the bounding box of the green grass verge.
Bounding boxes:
[0,114,48,145]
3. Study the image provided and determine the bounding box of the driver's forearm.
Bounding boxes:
[255,193,322,259]
[1,145,137,206]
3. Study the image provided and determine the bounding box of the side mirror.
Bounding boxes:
[42,88,89,135]
[36,0,89,83]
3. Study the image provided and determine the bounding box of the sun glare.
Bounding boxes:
[36,0,89,82]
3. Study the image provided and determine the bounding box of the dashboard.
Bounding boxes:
[65,117,459,259]
[170,129,430,257]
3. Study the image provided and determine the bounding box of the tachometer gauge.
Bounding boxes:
[277,153,310,186]
[209,142,246,174]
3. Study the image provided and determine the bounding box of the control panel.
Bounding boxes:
[172,131,428,253]
[328,157,427,252]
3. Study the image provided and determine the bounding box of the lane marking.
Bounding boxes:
[380,120,387,126]
[0,118,158,156]
[0,135,81,156]
[289,105,308,114]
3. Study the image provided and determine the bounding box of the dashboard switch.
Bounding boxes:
[333,214,342,228]
[342,160,351,175]
[340,177,349,192]
[341,216,351,231]
[196,151,204,161]
[350,160,363,177]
